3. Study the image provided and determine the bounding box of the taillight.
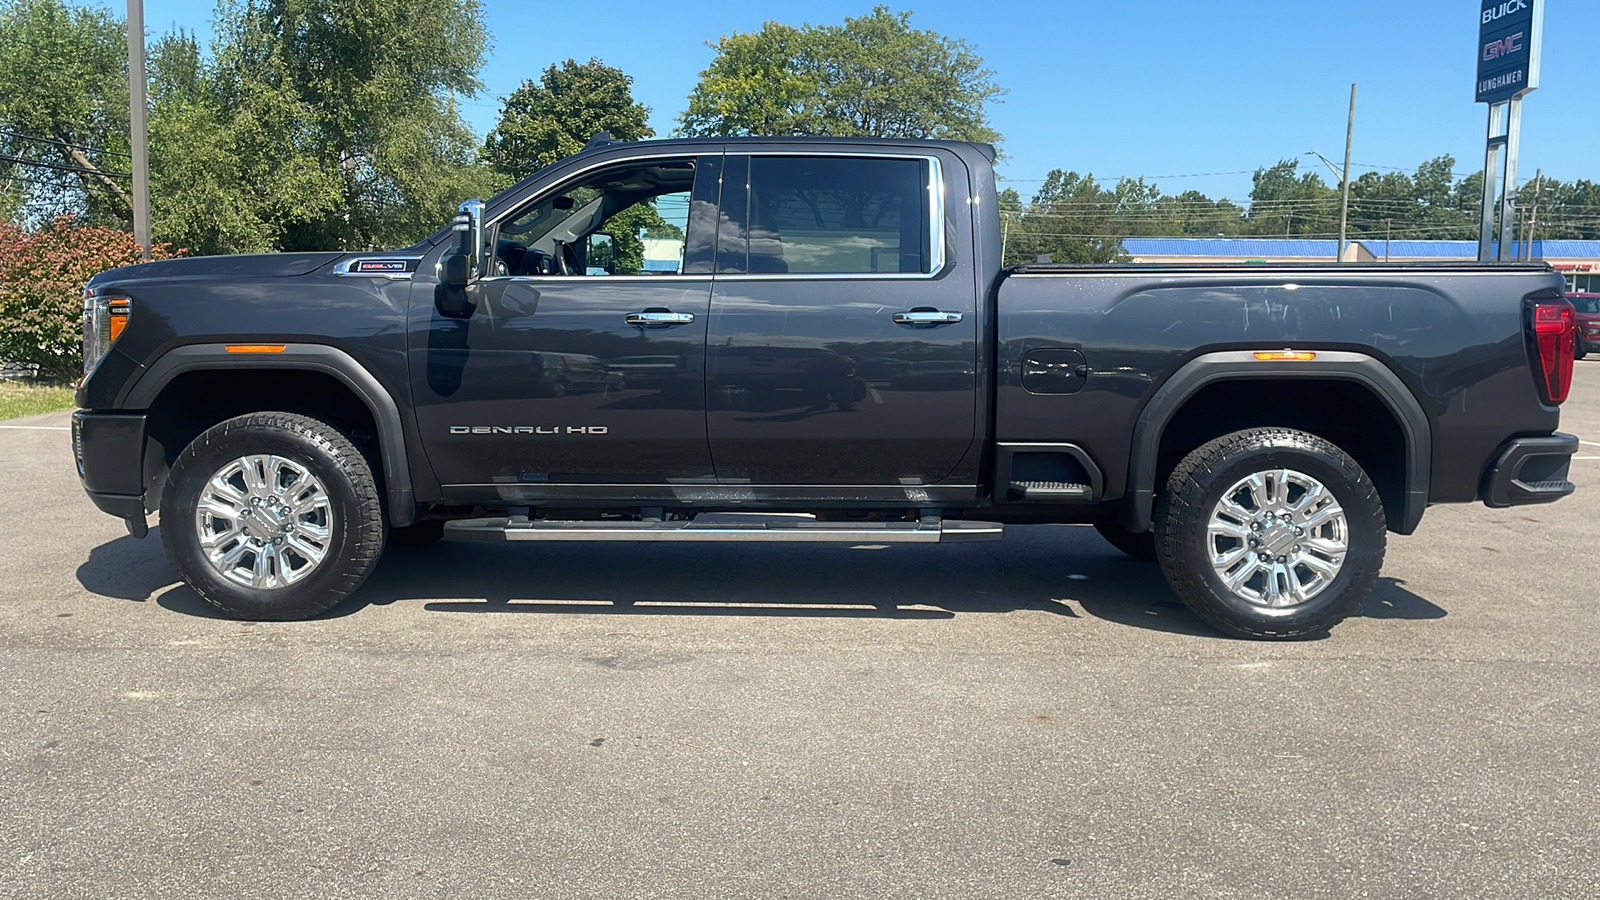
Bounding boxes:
[1532,300,1575,404]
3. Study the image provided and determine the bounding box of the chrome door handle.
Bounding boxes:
[893,309,964,327]
[626,309,696,328]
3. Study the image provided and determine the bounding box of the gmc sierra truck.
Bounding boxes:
[73,136,1580,639]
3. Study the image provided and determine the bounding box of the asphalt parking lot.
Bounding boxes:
[2,369,1598,899]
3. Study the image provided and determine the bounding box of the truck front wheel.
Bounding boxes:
[160,412,386,620]
[1153,428,1386,640]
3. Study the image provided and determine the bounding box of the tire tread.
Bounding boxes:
[1153,427,1386,640]
[160,412,385,620]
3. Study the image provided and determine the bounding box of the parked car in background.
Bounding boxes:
[1569,293,1600,359]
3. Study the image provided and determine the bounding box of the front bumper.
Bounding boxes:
[72,410,151,535]
[1482,433,1578,508]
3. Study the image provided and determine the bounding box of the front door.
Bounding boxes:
[410,154,721,489]
[705,154,977,485]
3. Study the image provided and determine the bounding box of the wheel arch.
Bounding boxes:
[1121,350,1430,536]
[122,343,416,527]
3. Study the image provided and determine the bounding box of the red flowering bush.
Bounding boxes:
[0,217,180,382]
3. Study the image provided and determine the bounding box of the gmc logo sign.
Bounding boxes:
[1483,32,1524,60]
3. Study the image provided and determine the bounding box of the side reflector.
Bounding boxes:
[224,344,287,354]
[107,299,130,341]
[1253,351,1316,361]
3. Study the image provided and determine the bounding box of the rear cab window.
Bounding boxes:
[716,155,933,276]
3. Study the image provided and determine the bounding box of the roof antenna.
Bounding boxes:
[584,131,614,151]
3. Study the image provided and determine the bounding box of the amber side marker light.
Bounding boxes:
[224,344,287,353]
[107,298,131,341]
[1253,351,1317,361]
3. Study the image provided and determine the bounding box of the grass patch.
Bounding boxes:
[0,381,76,421]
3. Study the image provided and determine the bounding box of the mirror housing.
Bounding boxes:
[435,199,485,319]
[586,232,616,275]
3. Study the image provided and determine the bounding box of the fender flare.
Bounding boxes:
[1120,350,1431,536]
[121,343,416,527]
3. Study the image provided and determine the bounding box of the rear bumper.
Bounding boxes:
[72,411,151,534]
[1482,433,1577,508]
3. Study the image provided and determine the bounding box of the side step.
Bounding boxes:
[1008,480,1092,502]
[443,513,1004,543]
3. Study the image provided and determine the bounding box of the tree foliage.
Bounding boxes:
[0,0,132,224]
[1,0,496,254]
[484,59,653,185]
[996,153,1600,265]
[484,58,664,273]
[0,216,178,380]
[679,6,1003,147]
[200,0,495,251]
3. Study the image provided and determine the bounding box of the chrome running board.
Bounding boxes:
[442,513,1003,544]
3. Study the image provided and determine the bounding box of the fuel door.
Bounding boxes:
[1022,349,1088,394]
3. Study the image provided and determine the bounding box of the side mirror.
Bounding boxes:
[435,199,485,319]
[586,232,616,275]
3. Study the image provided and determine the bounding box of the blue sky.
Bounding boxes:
[138,0,1597,203]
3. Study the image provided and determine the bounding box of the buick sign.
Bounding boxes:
[1477,0,1541,103]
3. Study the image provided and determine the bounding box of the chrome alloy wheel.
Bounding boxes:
[1207,468,1348,609]
[194,454,334,589]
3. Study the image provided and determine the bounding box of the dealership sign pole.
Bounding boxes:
[1477,0,1541,262]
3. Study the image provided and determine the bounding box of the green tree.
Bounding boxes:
[200,0,494,251]
[484,59,663,273]
[1245,160,1337,236]
[0,0,132,224]
[1000,170,1125,265]
[679,6,1004,147]
[484,59,653,186]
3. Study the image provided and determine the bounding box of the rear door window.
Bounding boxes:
[717,155,931,276]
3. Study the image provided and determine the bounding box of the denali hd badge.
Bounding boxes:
[450,426,609,435]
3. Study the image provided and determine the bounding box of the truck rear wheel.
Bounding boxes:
[1153,428,1386,640]
[160,412,386,620]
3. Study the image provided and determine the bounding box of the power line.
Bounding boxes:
[0,128,131,160]
[0,153,131,179]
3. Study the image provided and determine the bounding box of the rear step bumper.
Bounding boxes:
[443,514,1004,543]
[1483,432,1578,508]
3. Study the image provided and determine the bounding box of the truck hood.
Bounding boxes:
[89,252,345,286]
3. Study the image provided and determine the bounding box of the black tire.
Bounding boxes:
[1575,336,1588,360]
[1093,520,1157,561]
[388,519,446,546]
[160,412,386,620]
[1153,427,1386,640]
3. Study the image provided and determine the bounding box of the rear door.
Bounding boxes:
[705,152,977,485]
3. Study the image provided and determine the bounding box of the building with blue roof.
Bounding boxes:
[1122,238,1600,292]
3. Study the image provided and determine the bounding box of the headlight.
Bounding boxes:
[81,287,130,379]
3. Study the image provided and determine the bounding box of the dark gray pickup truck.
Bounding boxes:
[73,136,1579,638]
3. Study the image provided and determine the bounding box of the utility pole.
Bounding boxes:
[1338,83,1356,263]
[127,0,150,259]
[1385,219,1391,261]
[1524,169,1543,261]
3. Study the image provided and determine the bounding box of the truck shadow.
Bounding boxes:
[76,526,1447,636]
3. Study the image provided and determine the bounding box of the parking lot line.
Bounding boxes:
[0,425,69,431]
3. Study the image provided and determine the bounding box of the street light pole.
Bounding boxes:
[1305,148,1348,258]
[1338,84,1356,263]
[126,0,150,259]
